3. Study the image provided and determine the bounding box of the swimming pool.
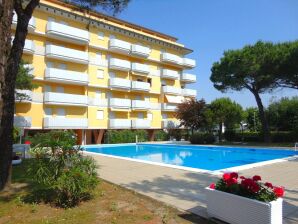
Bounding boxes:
[84,144,297,172]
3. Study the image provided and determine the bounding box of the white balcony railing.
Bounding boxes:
[109,58,131,71]
[181,73,196,83]
[44,117,88,129]
[182,58,196,68]
[12,14,36,31]
[45,44,89,64]
[15,90,32,102]
[161,52,182,65]
[131,63,150,74]
[162,120,180,129]
[161,103,177,111]
[162,86,182,95]
[161,69,179,80]
[109,77,131,89]
[131,44,150,57]
[131,81,150,92]
[44,92,88,107]
[46,21,89,44]
[109,119,131,129]
[131,100,151,110]
[109,98,131,109]
[14,116,32,127]
[109,39,131,53]
[131,119,151,129]
[23,40,35,54]
[182,89,197,97]
[45,68,88,85]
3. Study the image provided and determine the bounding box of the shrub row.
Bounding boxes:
[190,133,216,144]
[104,130,148,144]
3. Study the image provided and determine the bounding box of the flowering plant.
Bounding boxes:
[209,172,284,202]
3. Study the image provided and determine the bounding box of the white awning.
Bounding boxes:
[165,95,185,104]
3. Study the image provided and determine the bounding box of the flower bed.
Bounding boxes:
[206,172,284,224]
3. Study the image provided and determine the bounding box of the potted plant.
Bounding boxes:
[206,172,284,224]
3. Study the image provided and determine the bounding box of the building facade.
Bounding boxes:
[13,0,197,144]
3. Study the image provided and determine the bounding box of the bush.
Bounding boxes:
[28,130,99,208]
[190,133,215,144]
[154,130,169,141]
[104,130,148,144]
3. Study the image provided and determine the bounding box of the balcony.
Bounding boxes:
[44,117,88,129]
[14,116,32,127]
[24,64,34,75]
[109,77,131,90]
[46,21,89,45]
[23,40,35,54]
[181,73,196,83]
[131,119,151,129]
[162,120,180,129]
[131,63,150,74]
[15,90,32,102]
[131,44,150,57]
[45,44,89,64]
[161,69,179,80]
[182,88,197,97]
[182,58,196,68]
[109,98,131,109]
[44,92,88,107]
[131,100,150,110]
[109,58,131,71]
[161,103,177,111]
[162,86,181,95]
[131,81,150,92]
[12,14,36,31]
[161,52,182,65]
[45,68,88,85]
[109,39,131,53]
[109,119,131,129]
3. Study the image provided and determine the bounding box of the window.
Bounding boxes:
[97,69,104,79]
[96,110,104,120]
[138,112,144,119]
[57,108,65,117]
[109,34,115,39]
[95,90,102,99]
[48,17,55,22]
[46,62,54,68]
[161,80,166,87]
[98,31,104,40]
[44,108,52,116]
[147,78,152,86]
[96,52,102,62]
[59,63,67,70]
[56,87,64,93]
[148,113,153,121]
[44,85,51,92]
[109,72,115,78]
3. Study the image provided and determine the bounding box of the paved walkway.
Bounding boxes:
[91,154,298,223]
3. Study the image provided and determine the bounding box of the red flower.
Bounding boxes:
[222,173,231,181]
[227,177,238,186]
[209,183,216,189]
[265,182,273,189]
[239,176,245,179]
[252,175,261,182]
[230,172,238,179]
[273,187,285,197]
[25,140,31,145]
[251,183,260,193]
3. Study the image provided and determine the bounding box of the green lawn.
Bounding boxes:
[0,160,210,224]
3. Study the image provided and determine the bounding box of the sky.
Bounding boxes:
[112,0,298,108]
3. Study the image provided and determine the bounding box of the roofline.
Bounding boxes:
[54,0,179,42]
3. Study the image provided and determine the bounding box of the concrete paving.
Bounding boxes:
[91,153,298,223]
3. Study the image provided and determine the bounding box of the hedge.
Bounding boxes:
[104,130,148,144]
[190,133,215,144]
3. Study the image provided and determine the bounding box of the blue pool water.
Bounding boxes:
[84,144,297,171]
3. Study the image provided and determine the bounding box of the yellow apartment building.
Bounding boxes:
[13,0,197,144]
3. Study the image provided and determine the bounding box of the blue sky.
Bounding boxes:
[114,0,298,108]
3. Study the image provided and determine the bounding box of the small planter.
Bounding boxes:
[205,187,283,224]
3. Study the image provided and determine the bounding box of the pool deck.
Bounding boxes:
[90,151,298,223]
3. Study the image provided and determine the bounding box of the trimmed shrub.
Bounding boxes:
[28,130,99,208]
[154,130,169,141]
[104,130,148,144]
[190,133,215,144]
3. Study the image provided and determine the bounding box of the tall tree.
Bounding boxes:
[209,98,243,140]
[244,107,261,132]
[175,98,210,134]
[0,0,130,190]
[210,41,282,142]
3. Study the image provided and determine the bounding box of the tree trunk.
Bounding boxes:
[0,0,40,191]
[251,91,270,142]
[0,0,14,191]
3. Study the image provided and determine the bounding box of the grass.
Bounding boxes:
[0,159,210,224]
[215,141,294,148]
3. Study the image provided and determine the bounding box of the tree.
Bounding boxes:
[210,41,283,142]
[0,0,130,190]
[244,107,261,132]
[175,98,210,134]
[267,97,298,132]
[209,98,243,140]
